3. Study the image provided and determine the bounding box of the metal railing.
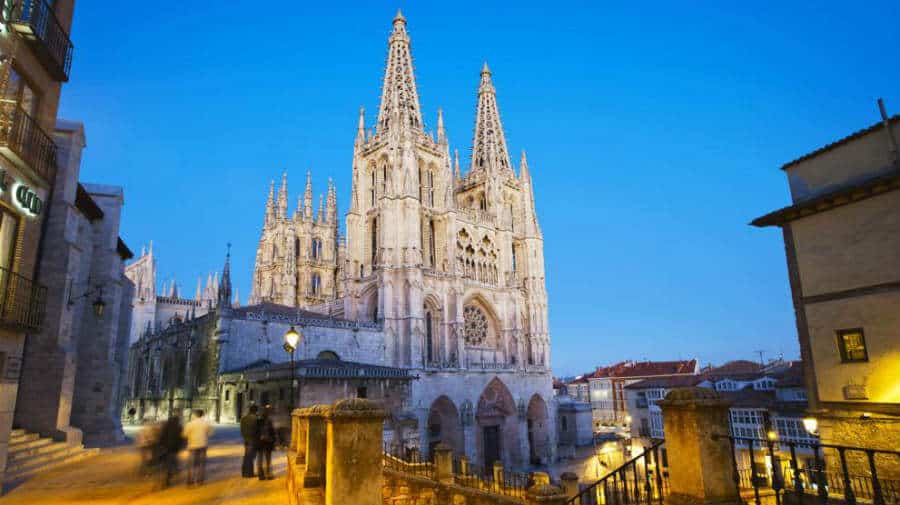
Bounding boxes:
[453,460,529,499]
[382,445,434,479]
[568,440,669,505]
[0,265,47,331]
[0,104,58,184]
[9,0,74,81]
[724,436,900,505]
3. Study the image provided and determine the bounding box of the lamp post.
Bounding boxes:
[283,325,303,410]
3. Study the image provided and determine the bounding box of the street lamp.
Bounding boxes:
[802,416,818,436]
[283,325,303,410]
[68,281,106,317]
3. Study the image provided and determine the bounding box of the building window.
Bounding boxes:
[357,387,367,399]
[4,67,39,117]
[561,416,568,432]
[424,310,433,363]
[836,329,868,363]
[311,273,321,296]
[225,390,230,401]
[0,206,20,275]
[311,238,322,259]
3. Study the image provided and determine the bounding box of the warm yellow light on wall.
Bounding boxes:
[802,417,818,435]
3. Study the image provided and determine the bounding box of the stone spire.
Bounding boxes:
[453,149,461,179]
[265,180,275,225]
[470,62,512,174]
[356,106,366,147]
[437,108,447,144]
[304,170,313,220]
[519,150,541,237]
[277,170,289,218]
[326,178,337,224]
[317,194,325,223]
[376,9,422,133]
[195,277,202,301]
[232,287,240,308]
[218,243,232,308]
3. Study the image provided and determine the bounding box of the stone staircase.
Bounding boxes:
[4,429,99,483]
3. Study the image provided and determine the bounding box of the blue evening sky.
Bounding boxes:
[60,2,900,376]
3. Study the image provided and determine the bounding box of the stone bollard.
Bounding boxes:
[657,387,739,505]
[493,460,504,492]
[297,404,330,488]
[526,472,568,505]
[433,442,454,484]
[560,472,579,500]
[459,455,469,476]
[325,398,386,505]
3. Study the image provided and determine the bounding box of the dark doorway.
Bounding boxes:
[236,392,244,420]
[483,425,501,469]
[261,390,270,406]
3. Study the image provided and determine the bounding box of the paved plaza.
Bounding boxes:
[0,426,287,505]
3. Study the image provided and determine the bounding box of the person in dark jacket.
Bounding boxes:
[256,405,276,480]
[158,414,185,488]
[240,405,260,478]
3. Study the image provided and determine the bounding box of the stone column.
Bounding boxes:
[325,398,386,505]
[297,405,330,488]
[657,388,739,505]
[433,442,454,484]
[526,472,568,505]
[560,472,579,499]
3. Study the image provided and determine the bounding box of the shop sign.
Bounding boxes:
[14,183,43,215]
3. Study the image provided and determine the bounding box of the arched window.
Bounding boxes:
[479,195,486,211]
[511,245,517,272]
[428,219,436,267]
[425,309,433,363]
[311,238,322,259]
[381,166,387,195]
[295,238,300,258]
[371,217,378,263]
[311,273,321,295]
[317,350,340,361]
[428,171,434,206]
[370,170,376,206]
[271,243,277,261]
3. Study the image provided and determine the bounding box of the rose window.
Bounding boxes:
[464,305,489,346]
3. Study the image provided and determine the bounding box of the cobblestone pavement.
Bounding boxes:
[0,425,288,505]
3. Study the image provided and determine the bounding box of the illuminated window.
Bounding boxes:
[836,329,868,363]
[0,207,20,275]
[4,67,39,117]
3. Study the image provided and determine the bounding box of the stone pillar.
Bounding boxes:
[433,442,453,484]
[493,460,504,492]
[657,388,739,505]
[459,455,470,476]
[560,472,579,499]
[325,398,386,505]
[297,405,329,488]
[526,472,568,505]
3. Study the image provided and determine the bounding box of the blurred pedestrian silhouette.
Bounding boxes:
[135,421,160,476]
[183,409,214,486]
[158,413,185,488]
[240,405,259,478]
[256,404,276,480]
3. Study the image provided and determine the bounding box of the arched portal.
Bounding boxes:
[427,396,463,456]
[476,377,519,469]
[526,394,550,465]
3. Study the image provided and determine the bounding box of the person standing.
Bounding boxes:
[158,414,185,488]
[183,409,214,486]
[240,405,260,478]
[256,405,276,480]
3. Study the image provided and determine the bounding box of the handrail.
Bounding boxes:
[0,265,47,331]
[0,103,58,184]
[721,435,900,505]
[568,439,667,505]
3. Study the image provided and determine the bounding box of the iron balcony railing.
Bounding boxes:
[568,440,669,505]
[0,265,47,331]
[721,435,900,505]
[8,0,74,81]
[0,104,58,184]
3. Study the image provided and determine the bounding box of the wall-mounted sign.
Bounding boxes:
[13,183,43,216]
[0,169,8,192]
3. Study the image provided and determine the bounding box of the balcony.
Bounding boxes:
[0,104,58,185]
[0,266,47,331]
[9,0,74,81]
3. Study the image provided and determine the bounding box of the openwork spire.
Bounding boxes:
[376,9,423,133]
[218,243,232,308]
[470,62,512,174]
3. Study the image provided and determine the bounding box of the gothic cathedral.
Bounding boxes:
[249,11,554,467]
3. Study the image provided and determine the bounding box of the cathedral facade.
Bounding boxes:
[125,11,555,470]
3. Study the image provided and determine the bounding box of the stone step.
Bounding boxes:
[9,429,26,439]
[4,446,87,476]
[8,433,39,446]
[8,441,70,463]
[4,448,99,483]
[8,437,53,453]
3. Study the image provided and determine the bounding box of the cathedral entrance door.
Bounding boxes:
[236,392,244,420]
[483,425,501,469]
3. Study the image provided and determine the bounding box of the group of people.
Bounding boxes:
[239,404,278,480]
[136,409,215,488]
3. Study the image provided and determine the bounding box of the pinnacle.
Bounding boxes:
[481,61,491,76]
[394,8,405,24]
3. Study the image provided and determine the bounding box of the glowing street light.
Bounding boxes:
[802,416,818,436]
[283,325,304,410]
